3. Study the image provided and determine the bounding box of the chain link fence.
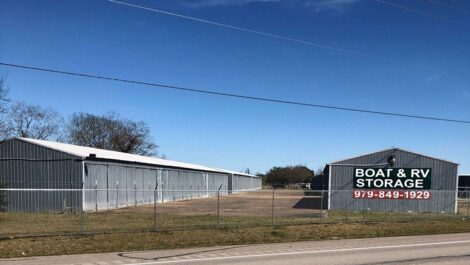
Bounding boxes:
[0,188,469,238]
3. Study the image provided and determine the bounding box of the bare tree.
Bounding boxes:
[6,101,63,140]
[316,167,324,176]
[67,112,158,156]
[0,77,8,113]
[0,77,10,139]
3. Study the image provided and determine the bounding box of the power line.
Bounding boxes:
[450,0,470,7]
[377,0,470,27]
[1,61,469,125]
[427,0,470,14]
[107,0,391,61]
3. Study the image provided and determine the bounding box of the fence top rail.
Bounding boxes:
[0,188,261,192]
[0,188,462,192]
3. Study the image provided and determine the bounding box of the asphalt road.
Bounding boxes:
[2,233,470,265]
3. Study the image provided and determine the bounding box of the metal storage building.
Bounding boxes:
[323,148,459,214]
[459,175,470,189]
[0,137,261,212]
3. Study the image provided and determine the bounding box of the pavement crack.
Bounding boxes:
[116,245,244,261]
[361,253,470,265]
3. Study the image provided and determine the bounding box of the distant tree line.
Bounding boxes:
[0,77,159,157]
[257,165,314,188]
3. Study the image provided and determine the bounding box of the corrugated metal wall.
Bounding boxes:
[84,162,161,210]
[0,139,262,212]
[0,139,83,212]
[253,177,262,190]
[83,163,261,211]
[329,149,458,213]
[232,174,261,191]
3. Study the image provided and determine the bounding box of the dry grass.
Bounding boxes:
[2,220,470,258]
[459,201,470,216]
[1,191,469,258]
[1,191,468,236]
[129,190,321,217]
[1,209,463,237]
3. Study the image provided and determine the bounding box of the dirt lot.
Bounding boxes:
[116,190,324,217]
[1,190,467,238]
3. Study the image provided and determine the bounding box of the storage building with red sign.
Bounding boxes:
[319,148,459,214]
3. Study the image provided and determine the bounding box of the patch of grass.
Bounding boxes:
[2,220,470,258]
[459,201,470,216]
[1,206,468,237]
[1,200,469,258]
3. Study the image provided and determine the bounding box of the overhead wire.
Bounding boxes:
[1,62,469,125]
[376,0,470,27]
[427,0,470,15]
[450,0,470,7]
[107,0,392,61]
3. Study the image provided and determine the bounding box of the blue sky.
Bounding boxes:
[1,0,469,174]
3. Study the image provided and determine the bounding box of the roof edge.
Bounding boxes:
[11,137,257,177]
[12,137,86,159]
[329,147,459,166]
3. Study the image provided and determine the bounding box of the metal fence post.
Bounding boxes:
[154,183,158,232]
[272,187,275,227]
[217,184,222,229]
[116,181,119,208]
[417,197,420,216]
[106,165,109,210]
[363,197,366,222]
[384,199,387,222]
[80,210,85,234]
[95,180,98,212]
[436,190,441,216]
[320,189,324,222]
[80,182,85,234]
[467,189,469,217]
[400,200,405,222]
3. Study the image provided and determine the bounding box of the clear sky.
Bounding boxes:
[1,0,469,174]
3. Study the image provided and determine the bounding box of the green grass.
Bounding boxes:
[0,212,319,236]
[0,200,468,235]
[2,220,470,258]
[1,206,469,237]
[1,201,469,258]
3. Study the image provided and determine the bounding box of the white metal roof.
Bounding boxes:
[211,167,260,178]
[16,138,255,177]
